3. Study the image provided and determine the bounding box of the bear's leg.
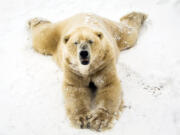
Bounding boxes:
[28,18,59,55]
[88,65,122,131]
[63,83,91,129]
[88,80,122,131]
[118,12,147,51]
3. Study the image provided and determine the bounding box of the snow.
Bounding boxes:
[0,0,180,135]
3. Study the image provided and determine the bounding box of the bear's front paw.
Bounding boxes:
[88,108,115,131]
[70,113,90,129]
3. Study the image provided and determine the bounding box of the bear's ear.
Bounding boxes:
[95,32,103,40]
[63,35,70,44]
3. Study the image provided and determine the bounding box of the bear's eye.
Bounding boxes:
[74,41,79,45]
[97,33,102,39]
[88,40,93,44]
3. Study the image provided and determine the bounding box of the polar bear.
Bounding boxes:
[28,12,147,131]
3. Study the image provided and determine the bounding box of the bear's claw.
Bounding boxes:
[87,108,115,131]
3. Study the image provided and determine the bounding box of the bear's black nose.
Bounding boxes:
[80,51,88,58]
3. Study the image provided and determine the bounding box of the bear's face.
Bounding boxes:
[62,27,106,74]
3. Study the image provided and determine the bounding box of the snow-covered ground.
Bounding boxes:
[0,0,180,135]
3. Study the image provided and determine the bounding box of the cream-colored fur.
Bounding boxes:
[28,12,147,131]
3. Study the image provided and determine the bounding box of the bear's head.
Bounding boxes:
[62,27,111,75]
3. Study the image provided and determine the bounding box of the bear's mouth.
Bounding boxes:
[80,58,90,65]
[79,49,90,65]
